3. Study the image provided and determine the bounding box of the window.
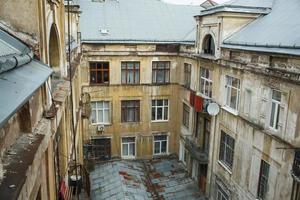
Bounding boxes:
[225,76,240,111]
[269,90,281,130]
[152,61,170,84]
[203,34,215,55]
[121,62,140,84]
[151,99,169,121]
[121,100,140,122]
[90,62,109,84]
[257,160,270,200]
[200,68,213,98]
[184,63,191,88]
[219,131,235,170]
[121,137,135,157]
[216,184,229,200]
[91,101,110,124]
[182,103,190,128]
[153,134,168,155]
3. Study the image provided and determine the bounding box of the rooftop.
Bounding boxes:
[79,0,202,44]
[90,158,206,200]
[222,0,300,56]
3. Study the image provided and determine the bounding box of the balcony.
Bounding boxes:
[183,136,208,164]
[292,150,300,180]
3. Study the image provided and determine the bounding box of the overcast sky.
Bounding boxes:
[163,0,228,5]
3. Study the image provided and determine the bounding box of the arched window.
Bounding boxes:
[49,24,60,73]
[202,34,215,55]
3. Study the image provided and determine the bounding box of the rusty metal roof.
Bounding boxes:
[90,158,206,200]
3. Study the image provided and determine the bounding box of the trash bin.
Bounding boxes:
[69,175,82,195]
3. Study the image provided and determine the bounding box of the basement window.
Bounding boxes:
[121,137,135,158]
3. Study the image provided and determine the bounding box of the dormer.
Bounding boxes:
[194,0,273,59]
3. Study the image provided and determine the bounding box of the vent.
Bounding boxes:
[99,28,109,35]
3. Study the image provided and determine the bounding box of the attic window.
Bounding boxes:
[99,29,109,35]
[202,34,215,56]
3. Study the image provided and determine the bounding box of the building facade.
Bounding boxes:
[0,0,83,199]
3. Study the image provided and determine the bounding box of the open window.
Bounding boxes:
[202,34,215,56]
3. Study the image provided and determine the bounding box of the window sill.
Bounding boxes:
[91,123,111,126]
[153,153,169,157]
[218,160,232,175]
[121,83,141,86]
[121,121,141,124]
[152,83,170,85]
[197,92,212,100]
[151,120,169,123]
[121,156,136,159]
[222,106,238,116]
[89,83,109,86]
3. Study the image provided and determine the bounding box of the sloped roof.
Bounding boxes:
[79,0,202,44]
[222,0,300,56]
[0,29,52,128]
[198,0,273,16]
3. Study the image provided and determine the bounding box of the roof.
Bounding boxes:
[90,158,205,200]
[198,0,273,16]
[78,0,202,44]
[222,0,300,56]
[0,29,53,128]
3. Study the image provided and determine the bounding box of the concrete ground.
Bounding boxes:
[89,158,206,200]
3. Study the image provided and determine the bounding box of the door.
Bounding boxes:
[192,160,198,181]
[91,138,111,160]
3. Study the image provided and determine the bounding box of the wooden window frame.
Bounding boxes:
[121,61,140,84]
[152,61,170,84]
[121,100,140,123]
[182,103,190,129]
[89,62,110,85]
[184,63,191,88]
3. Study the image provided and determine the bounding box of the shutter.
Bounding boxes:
[277,92,289,134]
[266,164,278,200]
[259,86,270,127]
[249,154,261,196]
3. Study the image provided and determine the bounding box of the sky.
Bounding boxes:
[163,0,228,5]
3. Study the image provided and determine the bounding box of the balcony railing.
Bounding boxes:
[183,136,208,164]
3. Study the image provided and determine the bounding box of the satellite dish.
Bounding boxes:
[207,102,220,116]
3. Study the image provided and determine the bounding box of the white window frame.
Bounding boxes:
[91,101,110,125]
[200,68,213,98]
[121,136,136,159]
[269,89,281,131]
[153,134,169,155]
[225,75,240,111]
[151,99,169,122]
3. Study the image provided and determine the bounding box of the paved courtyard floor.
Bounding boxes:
[89,158,206,200]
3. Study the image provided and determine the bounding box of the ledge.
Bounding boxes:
[0,134,44,200]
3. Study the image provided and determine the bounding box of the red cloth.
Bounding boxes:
[194,95,203,112]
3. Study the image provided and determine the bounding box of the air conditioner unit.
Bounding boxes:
[97,124,105,132]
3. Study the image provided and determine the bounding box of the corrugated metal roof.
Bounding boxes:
[79,0,202,44]
[0,60,53,128]
[90,159,205,200]
[223,0,300,55]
